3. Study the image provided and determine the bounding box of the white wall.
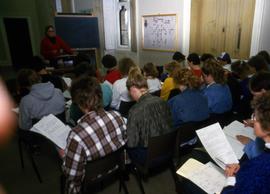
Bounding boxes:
[137,0,190,67]
[258,1,270,52]
[249,0,270,56]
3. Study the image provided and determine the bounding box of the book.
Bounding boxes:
[30,114,71,149]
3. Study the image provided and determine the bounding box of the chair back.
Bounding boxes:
[82,148,125,192]
[147,130,178,165]
[119,101,136,118]
[168,89,181,100]
[150,90,161,97]
[208,111,234,128]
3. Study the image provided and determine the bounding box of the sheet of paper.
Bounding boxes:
[223,120,255,140]
[62,77,72,88]
[63,90,71,99]
[196,123,239,169]
[225,134,245,159]
[176,158,205,177]
[31,114,71,149]
[65,100,72,108]
[177,159,226,194]
[12,107,19,114]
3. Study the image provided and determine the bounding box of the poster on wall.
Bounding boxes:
[142,14,177,52]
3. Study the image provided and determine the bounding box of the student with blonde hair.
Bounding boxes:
[126,68,174,164]
[168,68,209,128]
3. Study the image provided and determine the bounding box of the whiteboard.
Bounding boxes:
[142,14,177,51]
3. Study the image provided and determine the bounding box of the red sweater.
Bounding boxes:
[40,35,72,60]
[104,69,121,84]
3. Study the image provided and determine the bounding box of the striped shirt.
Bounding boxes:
[63,110,127,194]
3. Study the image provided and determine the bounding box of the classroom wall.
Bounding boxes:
[0,0,54,66]
[258,1,270,53]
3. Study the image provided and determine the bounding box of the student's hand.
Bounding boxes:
[225,164,240,177]
[243,119,254,128]
[236,135,252,145]
[58,148,65,159]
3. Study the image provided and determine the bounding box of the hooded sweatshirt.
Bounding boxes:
[19,82,65,130]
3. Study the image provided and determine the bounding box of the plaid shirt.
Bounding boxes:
[62,110,127,194]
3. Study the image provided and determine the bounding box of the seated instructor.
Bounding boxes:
[62,76,126,194]
[40,25,73,66]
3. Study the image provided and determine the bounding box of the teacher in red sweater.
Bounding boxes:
[40,25,73,65]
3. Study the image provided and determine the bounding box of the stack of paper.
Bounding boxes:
[177,158,226,194]
[31,114,71,149]
[223,121,255,159]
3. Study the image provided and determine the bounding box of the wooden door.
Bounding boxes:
[224,0,255,59]
[190,0,255,59]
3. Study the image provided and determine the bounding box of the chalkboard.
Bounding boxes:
[54,15,100,48]
[142,14,177,51]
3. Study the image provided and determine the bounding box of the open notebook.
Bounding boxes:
[30,114,71,149]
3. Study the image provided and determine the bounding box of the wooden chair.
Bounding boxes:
[132,130,178,194]
[61,148,128,194]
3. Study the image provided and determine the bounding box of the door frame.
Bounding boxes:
[1,16,35,66]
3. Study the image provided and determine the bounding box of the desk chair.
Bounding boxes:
[119,101,136,118]
[150,90,161,97]
[174,121,204,160]
[168,89,181,100]
[132,131,178,194]
[61,148,128,194]
[18,111,66,183]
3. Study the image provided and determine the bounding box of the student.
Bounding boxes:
[126,68,174,164]
[30,56,66,91]
[160,61,181,101]
[160,52,186,81]
[217,52,232,72]
[142,62,161,93]
[230,60,254,118]
[236,72,270,160]
[18,69,65,130]
[110,58,137,111]
[248,55,269,72]
[201,60,232,114]
[63,76,126,194]
[187,53,202,78]
[221,92,270,194]
[168,68,209,128]
[40,25,73,65]
[257,50,270,70]
[200,53,215,64]
[69,62,112,125]
[172,51,186,67]
[102,54,121,84]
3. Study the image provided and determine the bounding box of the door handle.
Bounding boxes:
[237,27,242,50]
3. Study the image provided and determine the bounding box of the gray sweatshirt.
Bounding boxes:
[19,82,65,130]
